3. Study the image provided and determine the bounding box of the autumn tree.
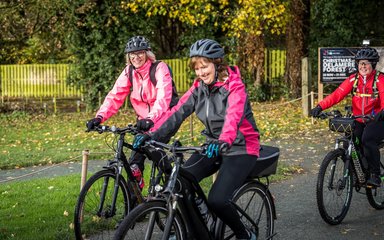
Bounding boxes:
[123,0,287,88]
[0,0,70,64]
[285,0,310,98]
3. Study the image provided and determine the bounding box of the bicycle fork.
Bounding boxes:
[97,165,123,218]
[161,194,179,240]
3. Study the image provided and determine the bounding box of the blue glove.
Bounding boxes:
[132,133,150,150]
[86,116,102,131]
[206,140,229,158]
[374,110,384,122]
[136,119,154,131]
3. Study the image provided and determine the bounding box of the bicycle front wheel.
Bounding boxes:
[114,200,186,240]
[217,181,275,240]
[74,169,131,240]
[316,149,353,225]
[366,144,384,209]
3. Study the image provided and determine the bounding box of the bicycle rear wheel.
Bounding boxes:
[74,169,131,240]
[316,149,353,225]
[366,144,384,209]
[217,181,275,240]
[114,200,186,240]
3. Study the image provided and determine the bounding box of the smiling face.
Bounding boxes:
[357,60,373,76]
[127,50,147,68]
[192,57,216,85]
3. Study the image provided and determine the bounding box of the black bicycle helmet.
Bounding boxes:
[189,39,224,59]
[355,47,380,62]
[125,36,151,53]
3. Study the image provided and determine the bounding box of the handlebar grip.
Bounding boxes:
[219,143,229,154]
[318,112,328,119]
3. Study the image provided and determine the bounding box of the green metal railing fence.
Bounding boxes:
[0,64,81,98]
[0,51,286,99]
[162,58,191,92]
[265,49,286,82]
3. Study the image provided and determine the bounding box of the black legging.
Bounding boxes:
[354,121,384,175]
[182,153,258,239]
[129,150,172,174]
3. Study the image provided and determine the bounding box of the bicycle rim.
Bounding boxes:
[366,145,384,209]
[316,149,353,225]
[114,200,186,240]
[218,181,274,240]
[74,169,131,240]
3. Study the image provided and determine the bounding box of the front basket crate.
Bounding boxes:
[329,117,355,133]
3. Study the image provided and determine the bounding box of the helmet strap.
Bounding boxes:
[206,64,219,86]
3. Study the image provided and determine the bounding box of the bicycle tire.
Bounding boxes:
[366,144,384,209]
[113,200,186,240]
[216,181,275,240]
[316,148,353,225]
[74,169,131,240]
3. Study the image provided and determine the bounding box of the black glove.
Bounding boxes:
[310,105,322,117]
[86,116,102,131]
[132,133,151,150]
[136,119,154,131]
[374,110,384,122]
[205,140,229,158]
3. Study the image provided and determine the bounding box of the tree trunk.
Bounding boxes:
[154,16,182,58]
[237,34,265,87]
[285,0,310,98]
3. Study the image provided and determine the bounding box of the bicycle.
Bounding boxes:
[74,125,171,239]
[113,139,279,240]
[315,107,384,225]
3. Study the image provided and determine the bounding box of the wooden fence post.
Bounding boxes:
[301,57,311,117]
[189,114,194,139]
[80,150,89,191]
[43,103,47,115]
[98,91,102,107]
[53,97,57,114]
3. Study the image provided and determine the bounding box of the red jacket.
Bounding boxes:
[319,70,384,121]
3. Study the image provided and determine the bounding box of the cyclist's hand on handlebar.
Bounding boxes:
[86,116,102,131]
[206,140,229,158]
[310,105,323,118]
[136,118,154,131]
[374,110,384,122]
[132,133,151,150]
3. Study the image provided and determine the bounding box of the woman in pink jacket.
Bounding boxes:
[133,39,259,240]
[86,36,177,189]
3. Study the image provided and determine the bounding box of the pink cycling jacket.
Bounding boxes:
[96,59,174,122]
[151,66,260,156]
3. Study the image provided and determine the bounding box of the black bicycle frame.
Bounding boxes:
[334,134,367,188]
[97,132,145,217]
[167,168,215,240]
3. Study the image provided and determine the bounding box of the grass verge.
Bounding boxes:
[0,100,332,239]
[0,162,300,240]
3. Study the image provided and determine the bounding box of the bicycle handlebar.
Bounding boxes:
[318,111,373,121]
[86,124,141,135]
[144,139,206,154]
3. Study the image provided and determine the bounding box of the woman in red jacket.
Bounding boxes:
[133,39,259,240]
[311,47,384,187]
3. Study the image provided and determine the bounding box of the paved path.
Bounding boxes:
[0,160,105,183]
[266,133,384,240]
[1,130,384,239]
